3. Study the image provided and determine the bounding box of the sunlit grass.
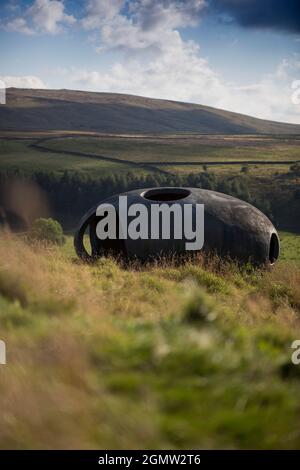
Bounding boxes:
[279,232,300,264]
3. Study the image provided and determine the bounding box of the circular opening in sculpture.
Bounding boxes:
[142,188,191,202]
[269,233,279,264]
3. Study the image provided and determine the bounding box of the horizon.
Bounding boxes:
[5,85,300,127]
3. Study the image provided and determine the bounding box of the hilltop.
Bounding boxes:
[1,88,300,134]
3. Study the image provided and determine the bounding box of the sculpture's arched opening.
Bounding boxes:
[269,233,279,264]
[83,231,92,257]
[74,213,126,261]
[142,188,190,202]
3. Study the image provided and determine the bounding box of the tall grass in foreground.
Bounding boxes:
[0,232,300,449]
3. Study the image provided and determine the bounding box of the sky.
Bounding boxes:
[0,0,300,124]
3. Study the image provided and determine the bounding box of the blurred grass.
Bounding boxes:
[1,232,300,449]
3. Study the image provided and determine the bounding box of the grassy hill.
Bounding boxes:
[1,233,300,449]
[1,88,300,134]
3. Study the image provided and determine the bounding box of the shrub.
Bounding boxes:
[289,163,300,176]
[28,217,65,246]
[241,165,249,173]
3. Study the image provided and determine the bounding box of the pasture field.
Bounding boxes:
[0,139,149,177]
[1,132,299,180]
[280,232,300,264]
[1,233,300,449]
[162,163,292,176]
[40,134,300,164]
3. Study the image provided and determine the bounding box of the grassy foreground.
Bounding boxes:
[1,234,300,449]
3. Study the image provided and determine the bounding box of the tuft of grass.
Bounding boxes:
[0,269,29,307]
[263,263,300,312]
[183,285,217,324]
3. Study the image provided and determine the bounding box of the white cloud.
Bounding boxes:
[129,0,206,31]
[71,38,224,103]
[28,0,76,34]
[5,17,35,35]
[4,0,76,35]
[82,0,124,30]
[81,0,206,33]
[83,0,206,53]
[0,75,47,89]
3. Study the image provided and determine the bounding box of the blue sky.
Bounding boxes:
[0,0,300,123]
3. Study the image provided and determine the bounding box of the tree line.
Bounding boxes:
[0,168,273,228]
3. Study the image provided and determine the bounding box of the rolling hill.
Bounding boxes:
[1,87,300,134]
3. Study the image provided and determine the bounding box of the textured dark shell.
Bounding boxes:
[74,187,280,265]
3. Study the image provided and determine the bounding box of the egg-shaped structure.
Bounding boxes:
[74,187,279,264]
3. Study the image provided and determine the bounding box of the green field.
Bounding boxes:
[1,133,300,179]
[42,135,300,163]
[0,139,149,177]
[280,232,300,263]
[163,163,293,176]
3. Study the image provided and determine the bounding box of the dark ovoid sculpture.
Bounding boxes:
[74,187,279,264]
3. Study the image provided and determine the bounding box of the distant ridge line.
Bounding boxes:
[1,88,300,135]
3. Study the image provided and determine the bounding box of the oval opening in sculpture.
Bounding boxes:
[269,233,279,264]
[142,187,191,202]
